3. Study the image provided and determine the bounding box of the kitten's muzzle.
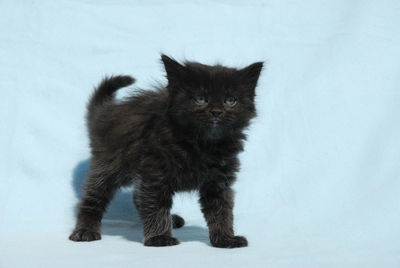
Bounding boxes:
[210,110,223,118]
[208,118,223,125]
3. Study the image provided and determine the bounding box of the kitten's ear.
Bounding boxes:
[161,54,186,84]
[238,61,264,90]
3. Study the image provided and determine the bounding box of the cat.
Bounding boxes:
[69,55,263,248]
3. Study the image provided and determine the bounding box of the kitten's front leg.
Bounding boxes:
[135,182,179,247]
[199,181,248,248]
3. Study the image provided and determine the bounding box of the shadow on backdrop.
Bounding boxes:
[72,159,209,245]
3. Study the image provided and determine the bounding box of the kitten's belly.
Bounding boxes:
[173,165,207,192]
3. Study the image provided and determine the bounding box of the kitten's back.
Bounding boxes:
[87,77,169,155]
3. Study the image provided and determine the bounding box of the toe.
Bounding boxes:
[69,229,101,242]
[144,235,180,247]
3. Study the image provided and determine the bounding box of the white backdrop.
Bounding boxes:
[0,0,399,267]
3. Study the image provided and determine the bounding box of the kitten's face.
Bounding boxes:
[162,55,263,140]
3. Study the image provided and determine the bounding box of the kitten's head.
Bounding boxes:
[162,55,263,141]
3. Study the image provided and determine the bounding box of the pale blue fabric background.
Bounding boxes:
[0,0,399,267]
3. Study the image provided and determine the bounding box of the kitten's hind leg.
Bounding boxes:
[69,163,121,242]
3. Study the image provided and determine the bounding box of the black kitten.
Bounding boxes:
[69,55,263,248]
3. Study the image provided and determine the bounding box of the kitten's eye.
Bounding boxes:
[224,96,237,106]
[193,96,207,104]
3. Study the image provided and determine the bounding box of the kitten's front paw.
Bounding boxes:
[144,235,180,247]
[69,228,101,242]
[211,235,248,248]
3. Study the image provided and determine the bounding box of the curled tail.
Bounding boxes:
[172,214,185,229]
[87,75,135,120]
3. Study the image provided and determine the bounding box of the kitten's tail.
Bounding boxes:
[172,214,185,229]
[88,75,135,119]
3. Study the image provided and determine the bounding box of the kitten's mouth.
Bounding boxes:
[208,119,223,126]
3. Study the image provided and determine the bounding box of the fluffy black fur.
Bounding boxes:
[69,55,263,248]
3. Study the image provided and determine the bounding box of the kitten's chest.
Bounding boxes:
[173,147,233,191]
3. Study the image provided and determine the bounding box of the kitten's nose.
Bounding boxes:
[210,110,223,117]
